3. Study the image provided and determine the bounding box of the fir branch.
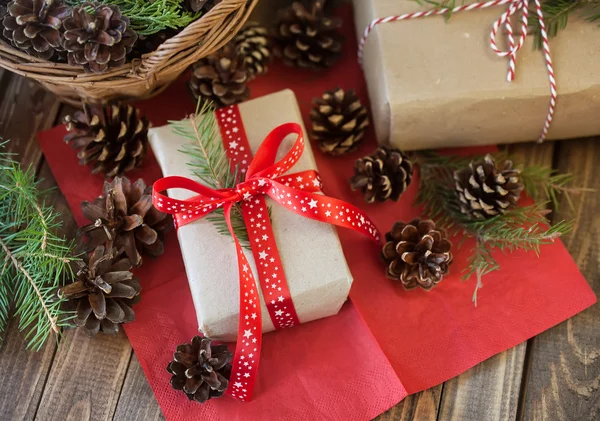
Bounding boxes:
[66,0,199,36]
[415,151,578,303]
[0,148,77,350]
[172,102,266,249]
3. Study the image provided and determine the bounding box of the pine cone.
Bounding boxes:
[62,2,137,73]
[310,88,369,156]
[350,147,413,203]
[167,336,232,403]
[272,0,343,71]
[382,218,453,290]
[63,103,150,177]
[188,43,250,108]
[78,177,172,267]
[234,21,271,80]
[59,245,140,337]
[454,154,523,219]
[130,28,179,59]
[2,0,70,60]
[183,0,221,13]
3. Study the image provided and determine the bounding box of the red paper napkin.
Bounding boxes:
[37,4,595,420]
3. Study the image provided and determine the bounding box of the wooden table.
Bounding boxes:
[0,69,598,421]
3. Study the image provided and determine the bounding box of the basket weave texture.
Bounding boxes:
[0,0,258,105]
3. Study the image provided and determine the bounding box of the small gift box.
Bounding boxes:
[353,0,600,149]
[148,90,361,342]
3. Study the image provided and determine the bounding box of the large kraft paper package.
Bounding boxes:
[353,0,600,150]
[148,89,353,341]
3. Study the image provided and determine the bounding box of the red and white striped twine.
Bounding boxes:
[358,0,556,143]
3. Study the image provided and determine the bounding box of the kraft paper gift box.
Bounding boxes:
[148,89,353,341]
[353,0,600,150]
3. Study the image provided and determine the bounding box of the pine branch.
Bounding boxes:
[415,151,578,303]
[66,0,199,36]
[172,102,267,249]
[0,147,77,350]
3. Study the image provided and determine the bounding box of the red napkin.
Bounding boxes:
[37,4,595,420]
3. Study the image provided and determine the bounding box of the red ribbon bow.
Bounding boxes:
[153,119,380,401]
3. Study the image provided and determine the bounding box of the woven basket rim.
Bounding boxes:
[0,0,256,86]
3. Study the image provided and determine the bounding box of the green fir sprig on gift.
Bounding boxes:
[0,142,77,350]
[66,0,199,36]
[173,102,271,248]
[413,151,582,305]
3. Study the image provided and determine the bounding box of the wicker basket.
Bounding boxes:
[0,0,258,106]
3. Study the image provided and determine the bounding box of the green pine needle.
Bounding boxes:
[172,102,271,249]
[0,143,77,351]
[414,151,581,304]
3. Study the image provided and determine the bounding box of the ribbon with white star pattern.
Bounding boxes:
[152,105,381,402]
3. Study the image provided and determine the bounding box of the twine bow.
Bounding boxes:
[358,0,556,143]
[153,121,380,401]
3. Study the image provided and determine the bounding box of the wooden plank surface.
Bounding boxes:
[520,138,600,421]
[0,73,63,421]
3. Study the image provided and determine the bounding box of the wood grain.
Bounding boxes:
[0,74,63,421]
[519,137,600,421]
[375,386,442,421]
[432,142,556,421]
[113,354,165,421]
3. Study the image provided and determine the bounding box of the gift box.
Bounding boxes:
[353,0,600,150]
[148,90,354,341]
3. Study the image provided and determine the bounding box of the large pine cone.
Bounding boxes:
[64,103,150,177]
[311,88,369,156]
[59,245,140,337]
[272,0,343,71]
[188,43,250,108]
[350,147,413,203]
[62,3,137,73]
[2,0,70,60]
[167,336,232,403]
[234,21,271,80]
[79,177,172,267]
[382,218,453,291]
[454,154,523,220]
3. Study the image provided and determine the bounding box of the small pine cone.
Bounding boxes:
[62,3,137,73]
[272,0,343,71]
[64,103,150,177]
[234,21,271,80]
[167,336,232,404]
[78,177,172,267]
[454,154,523,220]
[382,218,453,291]
[2,0,70,60]
[311,88,369,156]
[59,245,141,337]
[130,28,179,58]
[350,147,413,203]
[188,43,250,108]
[183,0,221,13]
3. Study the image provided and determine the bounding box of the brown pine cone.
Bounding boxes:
[311,88,369,156]
[167,336,232,403]
[63,103,150,177]
[382,218,453,290]
[188,43,250,108]
[2,0,70,60]
[234,21,271,80]
[272,0,343,71]
[454,154,523,220]
[61,2,137,73]
[183,0,221,13]
[130,28,179,58]
[78,177,172,267]
[350,147,413,203]
[58,245,140,337]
